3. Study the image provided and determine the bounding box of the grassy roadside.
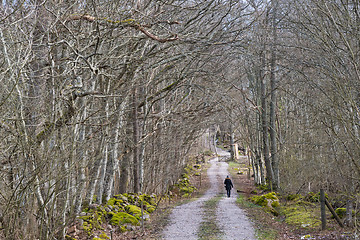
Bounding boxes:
[227,160,355,240]
[227,160,281,240]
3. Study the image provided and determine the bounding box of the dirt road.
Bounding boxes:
[162,150,256,240]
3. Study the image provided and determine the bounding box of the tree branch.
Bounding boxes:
[67,14,179,43]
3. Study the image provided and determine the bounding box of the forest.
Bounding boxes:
[0,0,359,239]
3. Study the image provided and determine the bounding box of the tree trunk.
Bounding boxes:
[269,0,279,190]
[132,86,140,193]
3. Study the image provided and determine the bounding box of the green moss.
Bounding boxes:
[264,192,278,200]
[141,193,157,206]
[107,197,124,207]
[182,193,190,198]
[286,194,302,201]
[271,201,280,208]
[146,205,155,213]
[180,186,196,194]
[251,192,280,216]
[83,222,92,235]
[257,184,270,191]
[305,192,328,203]
[251,195,268,207]
[125,205,141,215]
[182,173,190,179]
[120,225,127,232]
[93,232,110,240]
[295,200,316,207]
[109,212,139,226]
[335,208,347,219]
[280,206,321,228]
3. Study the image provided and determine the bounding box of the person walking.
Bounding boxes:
[224,175,234,197]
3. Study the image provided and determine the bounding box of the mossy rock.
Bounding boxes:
[141,194,157,206]
[93,232,110,240]
[107,197,124,207]
[181,173,190,179]
[180,186,196,194]
[78,211,104,235]
[177,178,190,186]
[251,192,278,206]
[122,193,135,203]
[251,192,280,215]
[264,192,278,200]
[125,205,141,215]
[182,193,191,198]
[109,212,139,226]
[145,205,156,213]
[271,200,280,208]
[125,205,149,219]
[82,222,93,235]
[251,195,268,207]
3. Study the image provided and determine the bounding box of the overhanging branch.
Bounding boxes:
[67,14,179,43]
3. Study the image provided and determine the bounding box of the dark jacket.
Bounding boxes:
[224,177,233,190]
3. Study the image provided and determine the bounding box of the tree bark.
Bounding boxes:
[269,0,279,190]
[132,86,140,193]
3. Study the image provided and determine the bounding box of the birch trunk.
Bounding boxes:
[105,99,127,201]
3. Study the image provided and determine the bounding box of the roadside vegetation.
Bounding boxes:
[228,160,356,240]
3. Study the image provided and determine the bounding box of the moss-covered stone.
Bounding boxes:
[180,186,196,194]
[78,192,157,237]
[145,205,156,213]
[125,205,141,215]
[92,232,110,240]
[271,200,280,208]
[251,192,280,215]
[109,212,139,226]
[125,204,149,219]
[251,195,267,207]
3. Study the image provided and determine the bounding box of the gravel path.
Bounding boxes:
[162,149,256,240]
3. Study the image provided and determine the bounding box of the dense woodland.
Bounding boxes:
[0,0,360,239]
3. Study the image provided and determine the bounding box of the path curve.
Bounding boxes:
[162,149,256,240]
